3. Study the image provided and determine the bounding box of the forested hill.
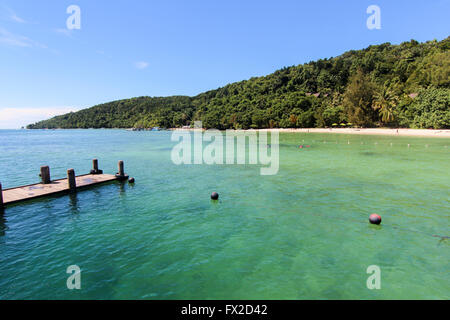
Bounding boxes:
[28,37,450,130]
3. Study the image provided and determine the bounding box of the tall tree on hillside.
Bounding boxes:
[342,69,377,127]
[372,85,398,124]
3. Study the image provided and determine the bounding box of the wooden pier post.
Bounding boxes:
[118,160,124,176]
[90,159,103,174]
[40,166,51,184]
[115,160,129,181]
[93,159,98,172]
[0,182,4,209]
[67,169,76,192]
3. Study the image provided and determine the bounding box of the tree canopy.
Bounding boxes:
[28,37,450,130]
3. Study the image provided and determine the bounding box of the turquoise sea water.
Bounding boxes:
[0,129,449,299]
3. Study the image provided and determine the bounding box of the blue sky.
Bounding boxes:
[0,0,449,128]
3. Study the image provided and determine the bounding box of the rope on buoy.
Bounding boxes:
[288,140,444,149]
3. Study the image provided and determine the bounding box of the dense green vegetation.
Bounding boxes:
[28,37,450,130]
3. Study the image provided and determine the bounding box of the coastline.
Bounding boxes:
[15,127,450,138]
[170,127,450,137]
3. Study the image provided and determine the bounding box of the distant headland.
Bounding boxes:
[27,37,450,131]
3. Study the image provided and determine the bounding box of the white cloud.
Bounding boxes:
[0,107,79,129]
[1,5,27,23]
[134,61,149,69]
[10,13,26,23]
[0,27,47,48]
[54,28,73,37]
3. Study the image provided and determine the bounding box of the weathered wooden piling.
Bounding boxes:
[115,160,129,181]
[118,160,124,176]
[40,166,51,184]
[0,182,4,209]
[93,159,98,172]
[90,159,103,174]
[67,169,76,192]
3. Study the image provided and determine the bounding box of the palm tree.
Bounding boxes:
[372,86,397,124]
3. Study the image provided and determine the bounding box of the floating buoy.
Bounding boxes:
[369,214,382,225]
[128,177,135,183]
[211,192,219,200]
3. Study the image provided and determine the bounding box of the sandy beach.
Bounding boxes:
[258,128,450,137]
[171,127,450,137]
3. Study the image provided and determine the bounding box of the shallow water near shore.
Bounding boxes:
[0,129,449,299]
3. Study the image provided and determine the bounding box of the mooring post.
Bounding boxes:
[67,169,76,192]
[40,166,51,184]
[118,160,124,176]
[90,159,103,174]
[115,160,128,181]
[0,182,4,209]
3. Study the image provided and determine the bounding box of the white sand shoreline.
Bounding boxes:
[259,128,450,137]
[171,127,450,137]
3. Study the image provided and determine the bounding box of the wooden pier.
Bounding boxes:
[0,160,129,208]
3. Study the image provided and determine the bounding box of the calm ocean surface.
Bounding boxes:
[0,129,449,299]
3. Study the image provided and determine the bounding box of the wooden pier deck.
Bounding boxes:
[2,174,119,205]
[0,160,130,208]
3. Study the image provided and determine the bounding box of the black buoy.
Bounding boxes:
[128,177,135,183]
[369,213,382,225]
[211,192,219,200]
